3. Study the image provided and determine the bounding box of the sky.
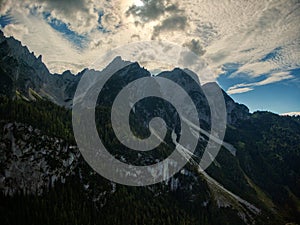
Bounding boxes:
[0,0,299,114]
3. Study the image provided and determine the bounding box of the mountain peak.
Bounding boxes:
[0,33,251,124]
[0,29,5,42]
[110,56,132,67]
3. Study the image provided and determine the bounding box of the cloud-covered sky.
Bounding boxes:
[0,0,299,113]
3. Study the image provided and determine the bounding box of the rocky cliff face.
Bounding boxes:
[0,120,264,225]
[0,122,80,196]
[0,30,81,107]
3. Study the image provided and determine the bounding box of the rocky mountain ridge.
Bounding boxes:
[0,30,249,125]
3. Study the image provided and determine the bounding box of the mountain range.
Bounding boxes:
[0,30,299,225]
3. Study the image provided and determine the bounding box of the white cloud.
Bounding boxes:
[2,23,29,38]
[0,0,299,85]
[2,9,84,73]
[227,87,254,95]
[186,0,300,80]
[256,72,294,86]
[0,0,13,15]
[227,71,294,95]
[230,61,279,78]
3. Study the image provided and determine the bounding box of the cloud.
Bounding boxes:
[127,0,166,21]
[127,0,183,22]
[37,0,100,34]
[2,23,29,37]
[202,0,299,77]
[127,0,188,40]
[183,39,206,56]
[227,87,254,94]
[152,15,187,39]
[280,112,300,116]
[100,12,122,31]
[227,71,294,95]
[256,72,294,85]
[230,61,279,78]
[0,0,299,84]
[2,10,84,73]
[0,0,13,15]
[1,0,102,34]
[37,0,87,15]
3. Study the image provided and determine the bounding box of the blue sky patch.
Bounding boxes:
[42,12,87,49]
[217,67,300,114]
[97,10,110,33]
[220,63,241,76]
[0,15,12,28]
[217,63,252,90]
[260,47,282,62]
[228,79,300,114]
[98,10,104,27]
